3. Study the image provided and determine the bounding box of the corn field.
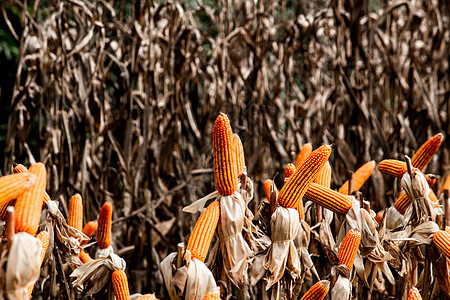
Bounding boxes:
[0,0,449,299]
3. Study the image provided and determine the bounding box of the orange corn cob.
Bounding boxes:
[433,230,450,259]
[186,201,220,262]
[378,159,407,178]
[395,190,440,215]
[13,164,50,203]
[315,161,332,188]
[284,163,296,183]
[232,133,245,176]
[97,202,112,249]
[278,145,332,219]
[407,287,422,300]
[295,143,313,168]
[14,163,47,235]
[213,113,237,196]
[337,229,361,270]
[136,294,159,300]
[424,174,436,188]
[79,250,92,263]
[27,231,49,297]
[375,211,383,225]
[68,194,83,231]
[82,220,98,238]
[111,269,130,300]
[0,172,37,206]
[202,289,220,299]
[411,133,443,171]
[304,183,353,215]
[300,280,330,300]
[338,161,375,195]
[442,174,450,193]
[0,200,15,221]
[263,179,278,200]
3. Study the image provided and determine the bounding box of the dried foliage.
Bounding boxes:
[2,0,449,298]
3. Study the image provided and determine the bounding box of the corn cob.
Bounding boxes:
[378,159,408,178]
[27,231,49,297]
[278,145,332,220]
[300,280,330,300]
[295,143,312,168]
[337,229,361,271]
[14,163,47,235]
[79,250,92,263]
[304,183,353,215]
[232,133,245,177]
[68,194,83,231]
[0,172,37,206]
[263,179,278,200]
[442,174,450,193]
[186,201,220,262]
[97,202,112,249]
[202,289,220,300]
[424,174,436,188]
[82,220,98,237]
[315,161,332,188]
[338,161,375,195]
[433,230,450,259]
[375,211,383,225]
[407,287,423,300]
[213,113,238,196]
[411,133,443,171]
[111,269,130,300]
[0,200,15,221]
[284,163,296,183]
[13,163,50,203]
[136,294,159,300]
[395,189,440,215]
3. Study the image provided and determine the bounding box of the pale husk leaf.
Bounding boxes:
[331,275,350,300]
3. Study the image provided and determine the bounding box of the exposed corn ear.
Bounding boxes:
[0,200,15,221]
[375,211,383,225]
[82,220,98,238]
[378,159,407,178]
[14,163,51,203]
[232,133,245,176]
[338,161,375,195]
[433,230,450,259]
[304,183,353,215]
[27,231,49,297]
[213,113,238,196]
[79,250,92,263]
[337,229,361,271]
[300,280,330,300]
[263,179,278,201]
[0,172,37,206]
[202,289,220,300]
[315,161,332,188]
[14,163,47,235]
[411,133,443,171]
[407,287,423,300]
[97,202,112,249]
[424,174,436,188]
[136,294,159,300]
[111,269,130,300]
[295,143,312,168]
[442,174,450,193]
[68,194,83,231]
[278,145,332,219]
[284,163,296,183]
[395,190,440,215]
[186,201,220,262]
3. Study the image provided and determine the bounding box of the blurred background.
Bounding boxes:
[0,0,449,297]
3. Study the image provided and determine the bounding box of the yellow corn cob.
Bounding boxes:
[295,143,312,168]
[378,159,408,178]
[314,161,332,188]
[136,294,159,300]
[186,201,220,262]
[111,269,130,300]
[300,280,330,300]
[97,202,112,249]
[433,230,450,259]
[304,183,353,215]
[442,174,450,193]
[278,145,332,220]
[213,113,237,196]
[0,200,15,221]
[202,289,220,299]
[407,287,423,300]
[14,163,47,235]
[338,161,375,195]
[68,194,83,231]
[411,133,443,171]
[0,172,37,206]
[79,250,92,263]
[82,220,98,237]
[395,189,440,215]
[232,133,245,177]
[284,163,296,183]
[13,164,50,204]
[27,231,49,297]
[337,229,361,270]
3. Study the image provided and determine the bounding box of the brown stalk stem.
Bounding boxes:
[347,171,354,195]
[316,204,323,224]
[405,155,413,178]
[176,242,185,269]
[422,247,431,299]
[444,189,450,229]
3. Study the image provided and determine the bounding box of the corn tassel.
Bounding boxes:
[338,161,375,195]
[304,183,353,215]
[14,163,47,235]
[186,201,220,262]
[27,231,49,297]
[13,163,50,203]
[79,250,92,263]
[97,202,112,249]
[433,230,450,260]
[111,269,130,300]
[411,133,443,171]
[202,289,220,299]
[284,163,296,183]
[213,113,237,196]
[278,145,332,219]
[0,172,37,207]
[82,220,98,237]
[232,133,245,176]
[295,143,312,168]
[300,280,330,300]
[68,194,83,231]
[136,294,159,300]
[407,287,423,300]
[337,229,361,271]
[315,161,332,188]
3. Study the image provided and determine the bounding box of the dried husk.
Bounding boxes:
[160,250,219,300]
[264,206,300,290]
[330,275,350,300]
